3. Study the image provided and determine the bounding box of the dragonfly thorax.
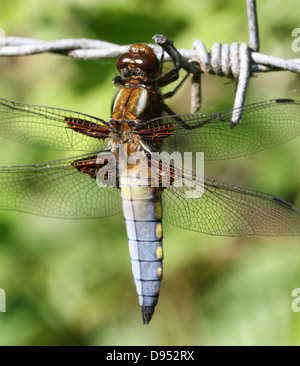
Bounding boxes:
[111,81,164,124]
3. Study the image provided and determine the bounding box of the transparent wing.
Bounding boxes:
[162,175,300,236]
[0,98,111,151]
[0,152,122,219]
[139,99,300,160]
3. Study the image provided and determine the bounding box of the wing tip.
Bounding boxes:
[273,196,294,209]
[275,98,295,104]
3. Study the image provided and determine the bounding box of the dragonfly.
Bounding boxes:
[0,36,300,324]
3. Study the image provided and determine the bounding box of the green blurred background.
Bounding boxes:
[0,0,300,346]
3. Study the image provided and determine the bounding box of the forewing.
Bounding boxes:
[139,99,300,160]
[0,98,111,151]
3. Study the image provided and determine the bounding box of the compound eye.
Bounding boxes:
[116,52,133,72]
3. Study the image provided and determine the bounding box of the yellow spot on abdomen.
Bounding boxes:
[156,246,163,260]
[155,223,163,239]
[121,186,131,199]
[155,201,163,219]
[157,266,162,278]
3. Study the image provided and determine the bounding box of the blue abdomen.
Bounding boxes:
[121,185,163,324]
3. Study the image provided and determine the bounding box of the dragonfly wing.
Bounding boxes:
[0,152,122,219]
[0,98,111,151]
[162,175,300,236]
[139,99,300,160]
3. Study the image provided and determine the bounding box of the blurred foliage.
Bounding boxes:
[0,0,300,346]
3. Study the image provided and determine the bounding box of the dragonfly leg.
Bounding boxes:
[154,35,182,88]
[163,103,216,130]
[162,72,190,100]
[154,34,201,99]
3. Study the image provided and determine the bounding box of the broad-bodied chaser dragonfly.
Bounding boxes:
[0,36,300,324]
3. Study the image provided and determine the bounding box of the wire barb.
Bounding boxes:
[247,0,260,52]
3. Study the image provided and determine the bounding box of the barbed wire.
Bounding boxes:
[1,36,299,73]
[0,0,299,122]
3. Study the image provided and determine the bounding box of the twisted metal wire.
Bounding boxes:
[1,36,299,73]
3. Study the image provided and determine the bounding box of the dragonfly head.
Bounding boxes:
[117,44,160,79]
